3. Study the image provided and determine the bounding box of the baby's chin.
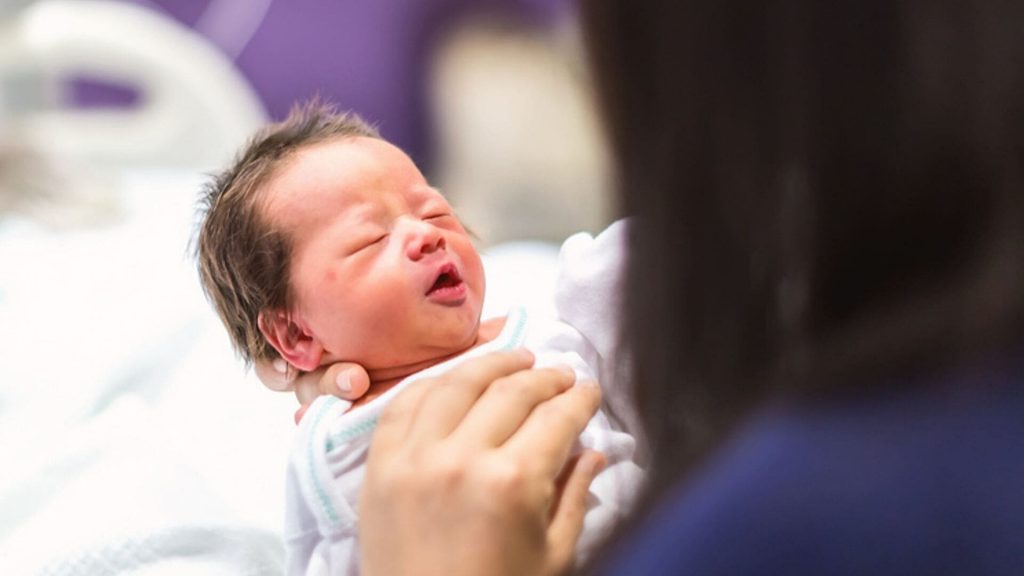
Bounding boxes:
[327,316,488,378]
[359,345,472,384]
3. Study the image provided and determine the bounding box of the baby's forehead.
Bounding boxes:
[257,145,448,226]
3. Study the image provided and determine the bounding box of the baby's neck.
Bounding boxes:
[351,316,507,408]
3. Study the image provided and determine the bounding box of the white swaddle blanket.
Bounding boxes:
[283,308,642,575]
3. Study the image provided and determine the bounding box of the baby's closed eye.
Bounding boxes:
[364,234,388,247]
[348,233,387,254]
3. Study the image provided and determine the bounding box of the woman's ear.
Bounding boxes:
[258,309,324,372]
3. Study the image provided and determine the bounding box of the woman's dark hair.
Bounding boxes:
[581,0,1024,515]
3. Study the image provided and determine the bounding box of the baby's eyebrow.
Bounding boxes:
[404,188,452,213]
[406,184,443,199]
[346,202,379,224]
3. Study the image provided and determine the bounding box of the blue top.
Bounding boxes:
[599,357,1024,575]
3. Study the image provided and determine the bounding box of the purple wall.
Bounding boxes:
[120,0,573,172]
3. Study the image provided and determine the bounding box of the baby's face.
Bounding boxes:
[263,137,485,372]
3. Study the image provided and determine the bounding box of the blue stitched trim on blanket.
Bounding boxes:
[325,417,378,452]
[309,397,342,526]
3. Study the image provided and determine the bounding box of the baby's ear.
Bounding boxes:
[258,309,323,372]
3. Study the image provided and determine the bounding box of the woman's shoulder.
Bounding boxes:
[601,368,1024,575]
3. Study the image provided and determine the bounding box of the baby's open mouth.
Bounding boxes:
[427,264,463,295]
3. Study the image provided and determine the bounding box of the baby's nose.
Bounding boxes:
[403,218,445,260]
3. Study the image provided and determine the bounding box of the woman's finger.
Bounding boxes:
[290,363,371,423]
[505,379,603,479]
[320,362,371,401]
[254,357,297,392]
[294,362,369,406]
[546,450,607,575]
[293,404,309,425]
[391,349,538,443]
[292,368,326,408]
[450,365,576,449]
[409,348,536,440]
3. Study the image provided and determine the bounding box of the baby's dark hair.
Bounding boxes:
[195,100,380,364]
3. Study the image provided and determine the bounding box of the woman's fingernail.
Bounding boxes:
[556,364,577,378]
[579,378,600,389]
[273,358,288,374]
[336,371,352,394]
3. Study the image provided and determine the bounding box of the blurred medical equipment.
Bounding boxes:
[0,0,266,229]
[10,0,266,169]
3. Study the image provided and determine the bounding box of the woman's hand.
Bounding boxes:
[359,349,606,576]
[253,358,370,423]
